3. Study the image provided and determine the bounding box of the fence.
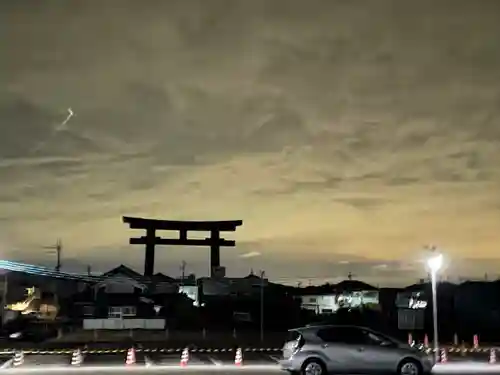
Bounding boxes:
[83,319,165,330]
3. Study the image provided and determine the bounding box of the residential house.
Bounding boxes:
[198,271,268,297]
[299,280,380,315]
[70,265,180,327]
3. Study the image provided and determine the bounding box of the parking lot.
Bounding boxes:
[2,350,280,367]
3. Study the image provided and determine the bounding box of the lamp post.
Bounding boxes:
[260,270,265,342]
[427,252,443,362]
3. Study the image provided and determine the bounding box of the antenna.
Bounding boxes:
[180,260,186,286]
[43,239,62,272]
[87,265,92,276]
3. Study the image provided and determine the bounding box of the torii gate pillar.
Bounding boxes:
[122,216,243,277]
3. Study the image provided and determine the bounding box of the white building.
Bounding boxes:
[299,281,380,314]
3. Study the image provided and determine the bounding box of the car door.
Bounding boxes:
[316,327,367,374]
[356,329,402,373]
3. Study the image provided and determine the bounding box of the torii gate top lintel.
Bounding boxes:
[122,216,242,232]
[122,216,243,277]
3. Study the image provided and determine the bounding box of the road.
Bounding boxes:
[1,351,281,367]
[0,366,500,375]
[2,352,500,374]
[2,351,495,366]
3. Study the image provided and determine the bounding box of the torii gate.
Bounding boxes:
[122,216,243,277]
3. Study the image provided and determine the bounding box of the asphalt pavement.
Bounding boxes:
[2,351,494,367]
[1,351,280,367]
[3,352,500,375]
[0,355,13,369]
[1,366,500,375]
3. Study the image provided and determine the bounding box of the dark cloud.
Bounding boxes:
[0,96,57,158]
[1,0,500,284]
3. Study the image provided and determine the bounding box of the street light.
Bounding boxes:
[260,270,265,342]
[427,253,443,362]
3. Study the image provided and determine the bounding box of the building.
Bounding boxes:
[198,271,268,297]
[299,280,380,315]
[70,265,179,323]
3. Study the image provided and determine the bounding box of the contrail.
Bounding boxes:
[54,107,74,132]
[31,107,75,153]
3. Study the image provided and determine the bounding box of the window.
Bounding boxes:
[108,306,121,318]
[317,327,394,346]
[122,306,136,316]
[287,330,302,342]
[82,305,95,316]
[317,327,367,345]
[363,330,395,346]
[108,306,136,318]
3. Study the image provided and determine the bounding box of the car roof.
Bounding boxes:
[289,324,374,332]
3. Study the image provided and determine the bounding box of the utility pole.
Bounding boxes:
[260,270,265,342]
[1,272,8,326]
[43,239,62,272]
[87,265,92,276]
[180,261,186,287]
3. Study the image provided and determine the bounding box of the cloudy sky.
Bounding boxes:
[1,0,500,286]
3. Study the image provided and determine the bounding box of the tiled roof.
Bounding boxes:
[335,280,378,291]
[153,272,176,281]
[103,265,143,280]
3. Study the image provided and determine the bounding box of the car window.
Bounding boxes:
[362,330,396,346]
[287,330,302,342]
[365,331,384,344]
[317,327,367,344]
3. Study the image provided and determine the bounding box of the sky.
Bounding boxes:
[1,0,500,286]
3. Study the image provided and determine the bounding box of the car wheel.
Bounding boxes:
[301,358,326,375]
[397,359,422,375]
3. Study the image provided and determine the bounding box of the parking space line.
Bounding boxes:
[269,355,280,363]
[1,359,13,369]
[206,355,223,366]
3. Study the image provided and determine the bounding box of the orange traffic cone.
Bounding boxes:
[13,351,24,367]
[126,348,136,366]
[440,348,447,363]
[473,335,479,349]
[235,348,243,366]
[71,349,83,366]
[490,349,497,364]
[180,348,189,367]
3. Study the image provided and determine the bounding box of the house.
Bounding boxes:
[0,264,94,324]
[198,271,268,297]
[299,280,380,315]
[69,265,179,327]
[178,274,201,306]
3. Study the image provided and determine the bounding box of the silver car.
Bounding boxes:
[280,325,434,375]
